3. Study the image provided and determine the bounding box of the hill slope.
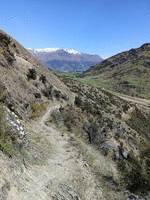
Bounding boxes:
[52,76,150,197]
[81,43,150,99]
[0,30,73,119]
[27,47,103,72]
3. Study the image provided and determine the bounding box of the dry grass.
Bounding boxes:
[23,123,53,166]
[60,129,125,199]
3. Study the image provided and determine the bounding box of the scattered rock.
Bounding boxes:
[45,179,81,200]
[6,108,27,144]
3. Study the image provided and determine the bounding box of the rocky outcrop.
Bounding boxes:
[6,108,27,146]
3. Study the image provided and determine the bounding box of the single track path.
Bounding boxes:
[7,102,110,200]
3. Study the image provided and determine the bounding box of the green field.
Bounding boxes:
[50,69,111,90]
[50,69,83,79]
[76,78,111,89]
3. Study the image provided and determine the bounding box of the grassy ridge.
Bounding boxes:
[80,43,150,99]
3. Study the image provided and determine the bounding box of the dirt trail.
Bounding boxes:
[110,91,150,107]
[5,103,108,200]
[39,105,60,126]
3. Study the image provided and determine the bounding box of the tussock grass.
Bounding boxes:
[24,127,53,166]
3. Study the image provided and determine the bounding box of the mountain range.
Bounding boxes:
[27,47,103,72]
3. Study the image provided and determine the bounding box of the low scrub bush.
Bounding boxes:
[42,85,53,99]
[0,33,11,45]
[49,104,103,142]
[61,93,69,101]
[50,111,64,124]
[30,102,46,119]
[27,69,37,80]
[39,74,46,84]
[74,96,83,107]
[119,144,150,195]
[53,89,61,100]
[49,106,78,131]
[49,108,75,131]
[126,106,150,139]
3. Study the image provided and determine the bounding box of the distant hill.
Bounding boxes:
[81,43,150,99]
[27,48,103,72]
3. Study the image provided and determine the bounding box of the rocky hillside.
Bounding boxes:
[81,43,150,99]
[27,48,103,72]
[0,29,74,119]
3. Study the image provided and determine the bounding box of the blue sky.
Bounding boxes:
[0,0,149,58]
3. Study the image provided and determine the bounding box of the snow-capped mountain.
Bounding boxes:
[27,47,60,53]
[26,47,103,72]
[63,49,81,55]
[27,48,82,55]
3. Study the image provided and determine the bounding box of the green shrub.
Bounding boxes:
[65,121,72,132]
[50,111,63,124]
[30,110,40,119]
[0,86,14,156]
[49,106,78,131]
[49,104,103,143]
[0,86,7,133]
[0,131,14,156]
[30,102,46,119]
